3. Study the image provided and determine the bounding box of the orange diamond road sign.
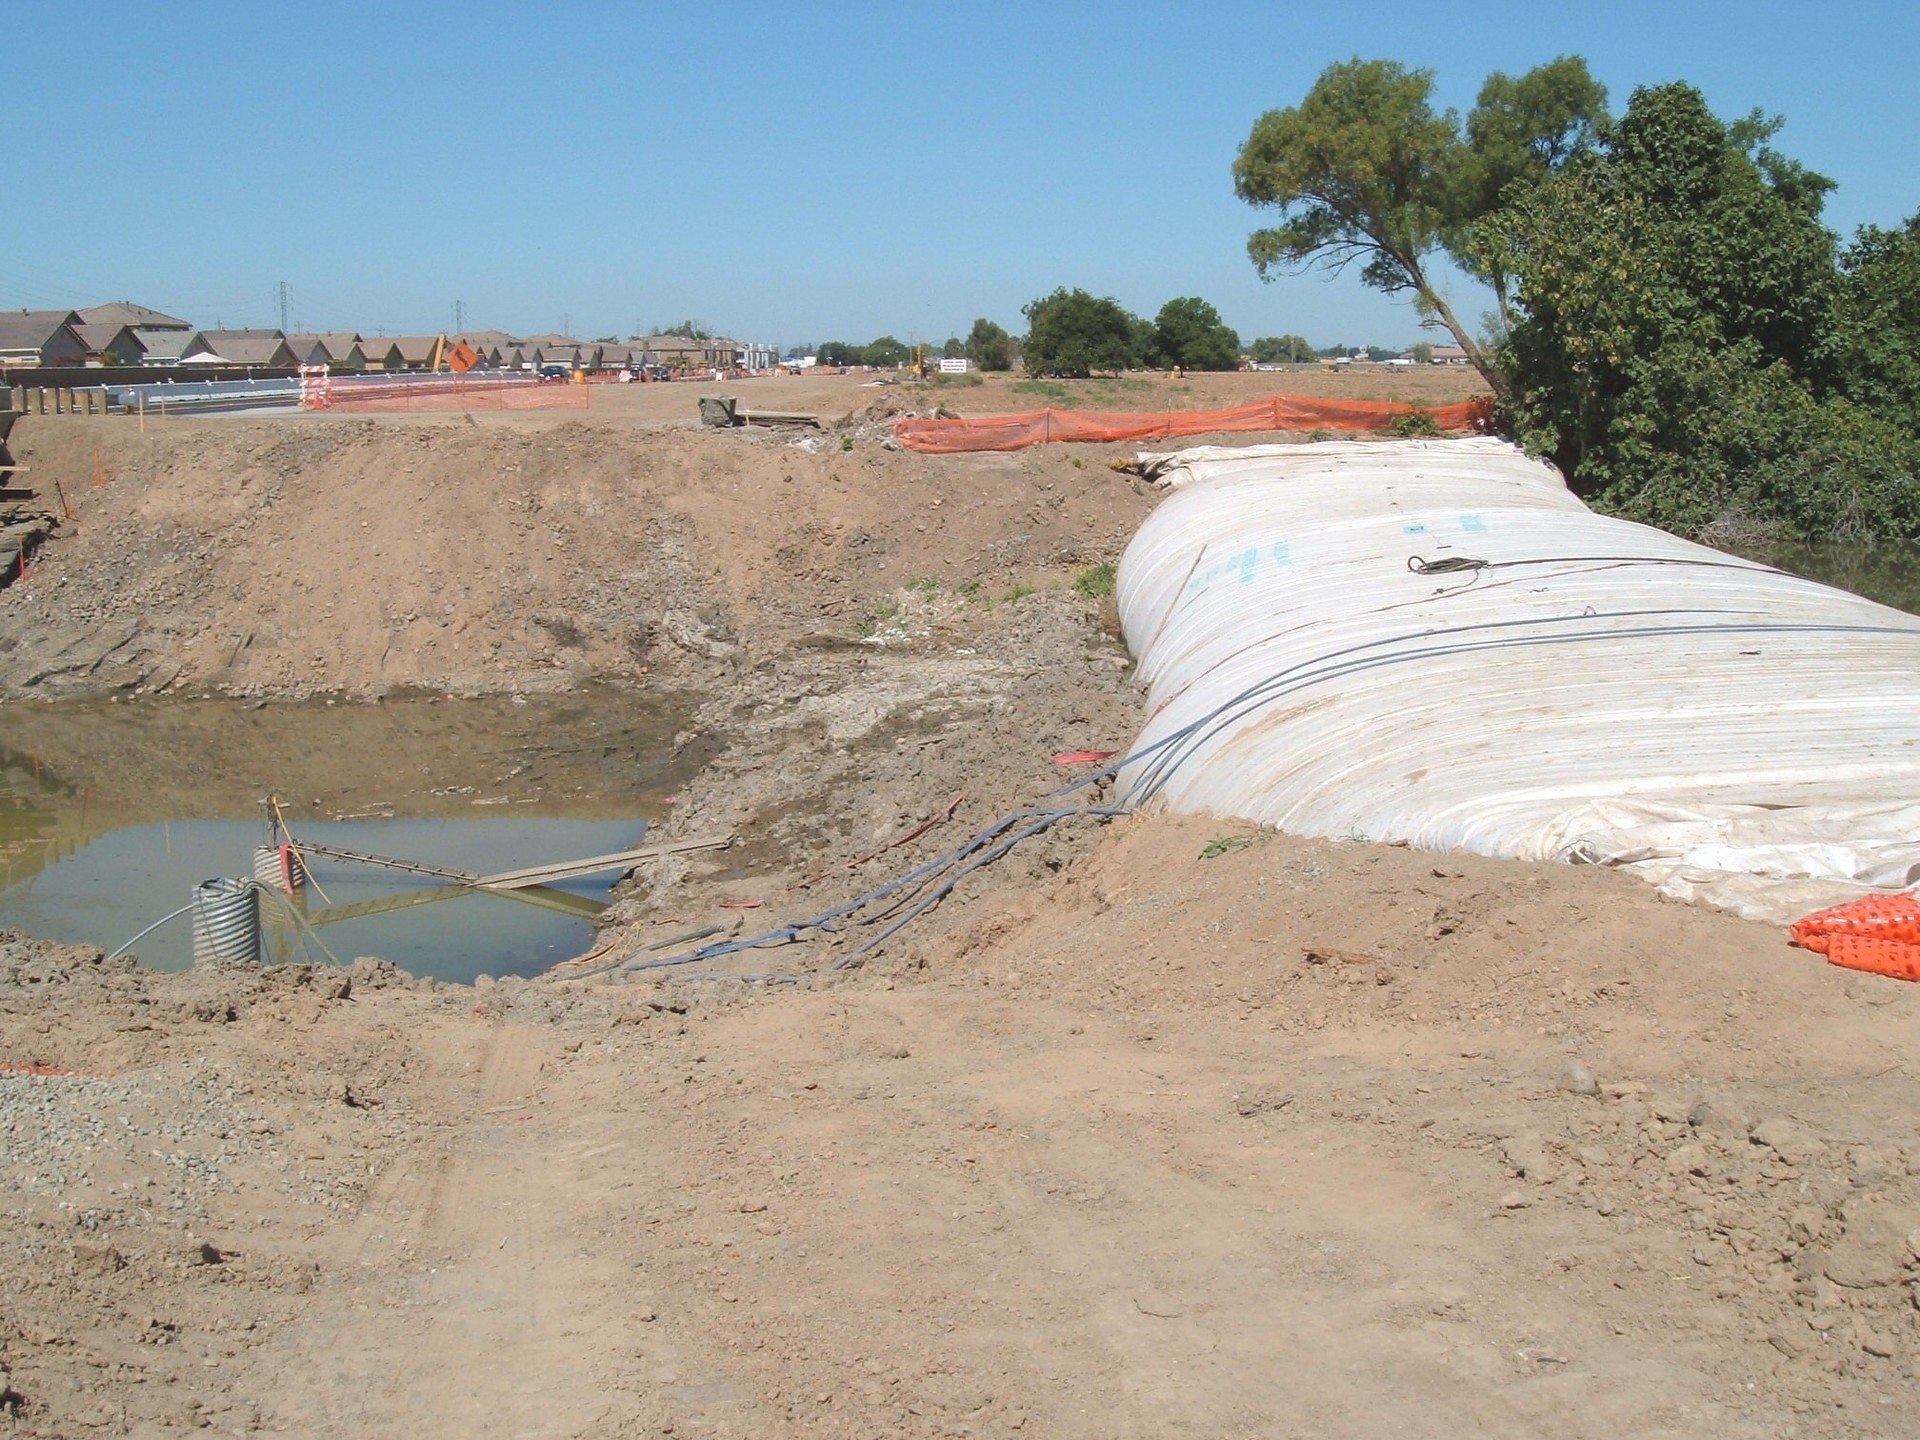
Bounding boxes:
[447,341,479,373]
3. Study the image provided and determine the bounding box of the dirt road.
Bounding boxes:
[7,812,1920,1437]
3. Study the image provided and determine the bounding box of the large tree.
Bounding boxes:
[1020,289,1142,377]
[1233,56,1607,393]
[1151,297,1242,370]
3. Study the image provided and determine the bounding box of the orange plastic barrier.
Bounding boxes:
[1789,892,1920,980]
[312,378,590,414]
[892,395,1493,454]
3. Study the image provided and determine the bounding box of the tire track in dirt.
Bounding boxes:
[245,1021,622,1437]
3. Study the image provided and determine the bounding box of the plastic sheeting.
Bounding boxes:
[1113,438,1920,923]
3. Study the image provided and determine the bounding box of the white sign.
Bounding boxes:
[939,357,970,374]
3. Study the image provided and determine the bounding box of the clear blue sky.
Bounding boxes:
[5,2,1916,350]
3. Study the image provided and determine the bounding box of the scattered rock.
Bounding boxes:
[1558,1061,1600,1096]
[1750,1117,1828,1166]
[1501,1131,1556,1184]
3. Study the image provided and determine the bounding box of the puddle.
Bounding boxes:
[0,688,712,983]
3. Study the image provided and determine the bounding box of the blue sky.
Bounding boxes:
[4,2,1916,350]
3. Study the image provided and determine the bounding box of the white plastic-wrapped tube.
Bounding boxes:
[1114,439,1920,921]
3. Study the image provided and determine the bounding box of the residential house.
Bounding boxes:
[180,330,297,367]
[286,333,368,370]
[0,311,90,366]
[386,336,448,371]
[132,327,193,365]
[1427,345,1470,365]
[74,322,147,366]
[78,301,192,333]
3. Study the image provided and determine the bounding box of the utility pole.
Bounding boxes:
[276,281,289,333]
[454,299,464,334]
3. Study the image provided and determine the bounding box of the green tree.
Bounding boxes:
[1410,341,1435,364]
[662,320,713,341]
[964,318,1014,371]
[863,335,911,367]
[1234,56,1608,394]
[941,335,963,358]
[816,340,860,366]
[1498,82,1920,537]
[1020,289,1142,376]
[1457,56,1610,327]
[1249,334,1315,364]
[1151,296,1242,370]
[1833,214,1920,434]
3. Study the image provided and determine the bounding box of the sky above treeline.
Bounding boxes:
[5,1,1916,352]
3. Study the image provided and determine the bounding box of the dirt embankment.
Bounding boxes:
[6,387,1920,1437]
[0,404,1151,702]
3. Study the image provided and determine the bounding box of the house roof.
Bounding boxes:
[286,332,364,358]
[388,336,446,363]
[0,312,85,352]
[74,322,145,356]
[133,328,193,362]
[182,329,293,365]
[518,333,579,348]
[453,330,519,349]
[79,301,191,331]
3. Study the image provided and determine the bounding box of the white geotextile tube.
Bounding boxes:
[1114,438,1920,924]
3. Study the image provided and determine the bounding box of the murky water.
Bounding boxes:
[1717,539,1920,616]
[0,689,708,982]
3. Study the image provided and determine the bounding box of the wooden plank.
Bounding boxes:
[737,409,822,428]
[474,833,733,890]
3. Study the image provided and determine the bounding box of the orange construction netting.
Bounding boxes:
[892,395,1493,454]
[307,378,590,414]
[1789,892,1920,981]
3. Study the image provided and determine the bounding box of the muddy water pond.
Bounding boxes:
[0,688,710,983]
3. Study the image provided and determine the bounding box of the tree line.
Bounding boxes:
[811,310,1339,377]
[1235,56,1920,539]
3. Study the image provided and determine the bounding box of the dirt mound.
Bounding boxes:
[0,413,1150,702]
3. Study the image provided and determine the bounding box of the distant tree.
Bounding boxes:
[964,318,1014,371]
[941,336,964,358]
[863,335,911,367]
[662,320,714,341]
[816,340,860,366]
[592,334,619,344]
[1150,297,1241,370]
[1365,345,1400,362]
[1410,341,1435,364]
[1250,334,1315,364]
[1020,288,1143,376]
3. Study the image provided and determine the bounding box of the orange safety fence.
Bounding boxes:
[892,395,1494,454]
[1788,892,1920,981]
[307,377,591,414]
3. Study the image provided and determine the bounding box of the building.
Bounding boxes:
[179,330,298,367]
[73,322,147,366]
[132,327,193,365]
[0,311,90,366]
[386,337,448,371]
[286,333,368,370]
[77,301,192,333]
[1428,345,1471,365]
[733,340,779,371]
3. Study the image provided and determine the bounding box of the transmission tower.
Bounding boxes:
[276,281,289,333]
[454,299,465,334]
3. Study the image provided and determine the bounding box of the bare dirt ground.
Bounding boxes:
[6,375,1920,1438]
